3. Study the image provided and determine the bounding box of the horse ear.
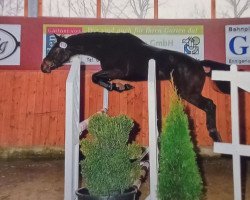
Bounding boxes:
[54,34,63,42]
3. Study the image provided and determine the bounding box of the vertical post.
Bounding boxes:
[230,66,242,200]
[97,0,101,18]
[65,57,81,200]
[27,0,39,17]
[147,59,158,200]
[154,0,158,19]
[24,0,28,17]
[64,57,109,200]
[38,0,43,17]
[211,0,216,19]
[103,88,109,111]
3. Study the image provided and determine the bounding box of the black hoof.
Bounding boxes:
[124,84,134,91]
[209,131,222,142]
[113,83,134,92]
[107,83,116,91]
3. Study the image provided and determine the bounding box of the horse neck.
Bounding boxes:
[68,34,100,57]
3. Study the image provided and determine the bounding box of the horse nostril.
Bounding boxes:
[41,64,51,73]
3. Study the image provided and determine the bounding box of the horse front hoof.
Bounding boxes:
[209,130,222,142]
[124,84,134,90]
[112,83,134,92]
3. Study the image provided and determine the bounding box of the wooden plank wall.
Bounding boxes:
[83,68,249,146]
[0,70,68,147]
[0,68,250,148]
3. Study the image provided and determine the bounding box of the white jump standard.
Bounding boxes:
[212,64,250,200]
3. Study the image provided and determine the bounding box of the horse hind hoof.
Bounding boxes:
[209,131,222,142]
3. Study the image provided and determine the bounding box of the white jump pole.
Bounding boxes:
[146,59,159,200]
[103,88,109,111]
[64,57,81,200]
[212,64,250,200]
[64,57,109,200]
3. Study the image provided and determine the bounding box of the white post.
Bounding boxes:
[103,88,109,111]
[212,64,250,200]
[64,57,109,200]
[147,59,159,200]
[64,57,81,200]
[230,66,242,200]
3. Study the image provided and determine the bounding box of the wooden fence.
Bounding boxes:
[0,70,67,147]
[0,68,250,148]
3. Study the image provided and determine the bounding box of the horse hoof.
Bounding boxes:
[115,83,126,91]
[124,84,134,90]
[209,131,222,142]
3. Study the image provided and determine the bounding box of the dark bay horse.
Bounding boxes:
[41,32,230,142]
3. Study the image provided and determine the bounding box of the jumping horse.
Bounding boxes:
[41,32,230,142]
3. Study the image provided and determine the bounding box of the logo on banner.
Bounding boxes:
[0,28,20,60]
[226,25,250,65]
[182,36,200,55]
[229,36,248,55]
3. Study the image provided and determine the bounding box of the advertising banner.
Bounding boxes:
[43,25,84,58]
[0,24,21,65]
[226,24,250,65]
[43,24,204,65]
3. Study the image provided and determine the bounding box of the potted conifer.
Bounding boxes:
[76,113,142,200]
[157,82,203,200]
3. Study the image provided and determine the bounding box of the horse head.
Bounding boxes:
[41,34,73,73]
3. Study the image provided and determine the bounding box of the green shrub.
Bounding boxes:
[80,113,141,197]
[158,83,203,200]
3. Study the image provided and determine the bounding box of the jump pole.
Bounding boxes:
[65,57,81,200]
[64,57,109,200]
[146,59,159,200]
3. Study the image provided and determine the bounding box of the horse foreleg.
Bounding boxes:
[92,70,134,92]
[182,94,222,142]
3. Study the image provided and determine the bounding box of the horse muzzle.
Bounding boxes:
[41,60,53,73]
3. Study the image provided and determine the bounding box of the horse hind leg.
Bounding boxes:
[182,94,222,142]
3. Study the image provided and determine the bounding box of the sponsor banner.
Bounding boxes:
[226,24,250,65]
[43,24,204,65]
[0,24,21,65]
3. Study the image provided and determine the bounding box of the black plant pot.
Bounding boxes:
[76,187,137,200]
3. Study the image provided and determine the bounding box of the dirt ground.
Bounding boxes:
[0,156,249,200]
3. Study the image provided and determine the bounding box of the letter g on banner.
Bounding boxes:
[229,36,249,55]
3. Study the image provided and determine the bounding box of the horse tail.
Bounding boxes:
[200,60,230,72]
[200,59,231,94]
